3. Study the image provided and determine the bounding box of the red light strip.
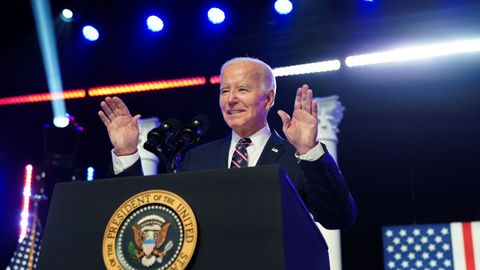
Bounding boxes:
[209,75,220,85]
[88,77,207,96]
[0,89,86,106]
[19,164,33,242]
[0,76,212,106]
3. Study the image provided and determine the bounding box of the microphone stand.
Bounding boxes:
[166,128,201,173]
[143,141,168,174]
[166,152,182,174]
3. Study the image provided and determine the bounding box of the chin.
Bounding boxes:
[226,121,243,131]
[224,116,244,126]
[225,120,246,133]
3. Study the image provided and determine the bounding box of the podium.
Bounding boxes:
[37,165,329,269]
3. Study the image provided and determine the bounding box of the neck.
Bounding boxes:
[233,123,268,138]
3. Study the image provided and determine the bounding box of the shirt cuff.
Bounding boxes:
[111,149,140,175]
[295,143,325,161]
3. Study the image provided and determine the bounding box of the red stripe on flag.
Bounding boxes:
[463,222,476,270]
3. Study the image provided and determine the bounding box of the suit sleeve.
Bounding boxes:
[299,145,357,229]
[108,158,144,178]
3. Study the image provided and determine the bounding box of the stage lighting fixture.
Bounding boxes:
[274,0,293,15]
[82,25,99,41]
[88,77,206,96]
[61,9,73,21]
[87,167,94,181]
[53,114,70,128]
[146,15,164,32]
[44,114,83,168]
[273,60,341,76]
[19,164,33,242]
[345,38,480,67]
[0,89,86,106]
[208,7,225,24]
[209,75,220,84]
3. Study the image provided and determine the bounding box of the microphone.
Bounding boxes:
[144,115,210,174]
[143,117,182,152]
[175,114,210,149]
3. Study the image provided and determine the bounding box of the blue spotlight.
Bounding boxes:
[207,7,225,24]
[274,0,293,15]
[31,0,68,128]
[146,15,164,32]
[82,25,99,41]
[87,167,95,181]
[53,114,69,128]
[61,9,73,21]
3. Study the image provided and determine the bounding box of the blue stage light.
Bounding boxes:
[87,167,95,181]
[146,15,164,32]
[82,25,99,41]
[208,7,225,24]
[53,115,69,128]
[32,0,69,127]
[61,9,73,21]
[274,0,293,15]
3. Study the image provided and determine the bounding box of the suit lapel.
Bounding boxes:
[256,130,285,166]
[217,135,231,169]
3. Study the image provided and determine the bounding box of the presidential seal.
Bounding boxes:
[103,190,197,270]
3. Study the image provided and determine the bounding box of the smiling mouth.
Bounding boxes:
[227,110,244,115]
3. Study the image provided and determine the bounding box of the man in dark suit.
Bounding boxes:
[99,57,357,268]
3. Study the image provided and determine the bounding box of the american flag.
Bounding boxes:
[6,223,42,270]
[383,221,480,270]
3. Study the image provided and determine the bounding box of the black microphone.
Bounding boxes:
[175,114,210,149]
[143,117,182,152]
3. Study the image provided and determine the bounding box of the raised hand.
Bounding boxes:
[98,96,141,156]
[277,84,318,155]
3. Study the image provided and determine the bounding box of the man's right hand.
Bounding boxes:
[98,96,141,156]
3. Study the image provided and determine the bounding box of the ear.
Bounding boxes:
[265,89,275,111]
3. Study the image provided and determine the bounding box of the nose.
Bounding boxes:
[227,91,238,105]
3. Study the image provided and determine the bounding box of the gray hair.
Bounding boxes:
[220,57,277,95]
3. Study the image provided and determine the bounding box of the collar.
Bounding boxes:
[231,125,271,148]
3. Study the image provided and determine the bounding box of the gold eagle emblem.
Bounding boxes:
[131,216,173,267]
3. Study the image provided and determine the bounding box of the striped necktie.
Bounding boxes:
[230,138,251,169]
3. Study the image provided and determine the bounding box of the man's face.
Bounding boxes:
[219,61,274,137]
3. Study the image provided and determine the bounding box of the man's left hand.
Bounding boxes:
[277,84,318,155]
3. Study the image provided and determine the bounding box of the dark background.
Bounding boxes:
[1,0,479,268]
